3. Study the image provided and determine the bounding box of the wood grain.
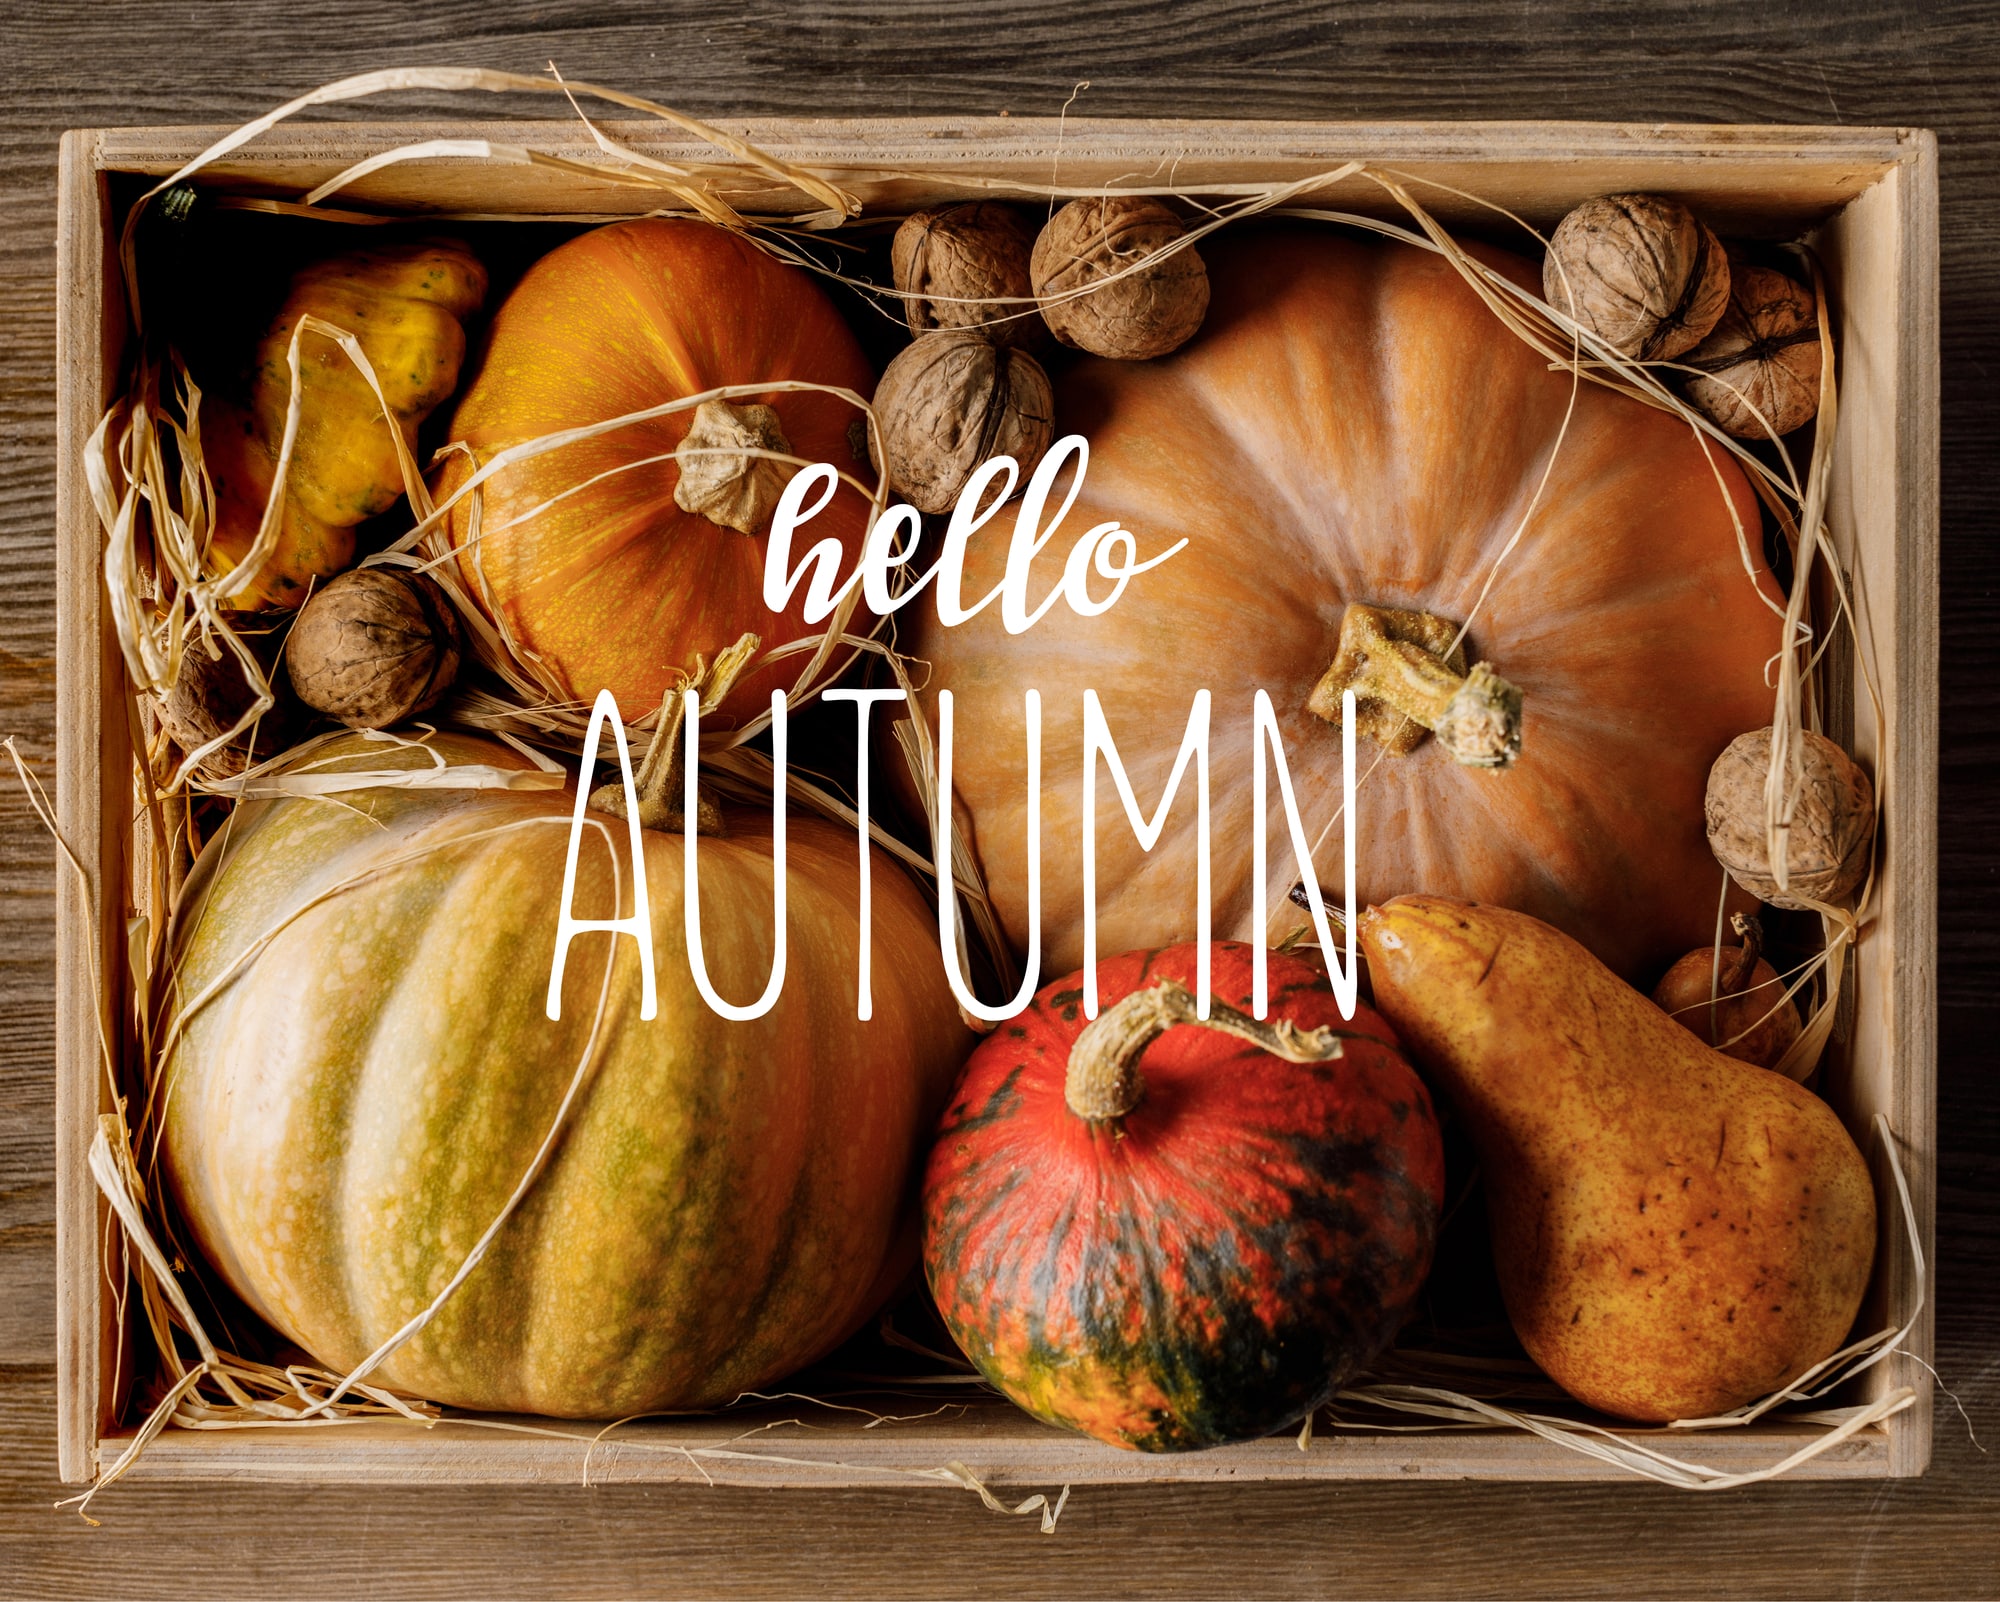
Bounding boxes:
[1815,146,1942,1477]
[82,1401,1899,1487]
[85,117,1918,231]
[4,2,1999,1596]
[50,127,121,1491]
[44,117,1941,1488]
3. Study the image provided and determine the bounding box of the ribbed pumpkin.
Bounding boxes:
[441,219,876,724]
[922,943,1443,1451]
[160,733,970,1417]
[903,227,1785,981]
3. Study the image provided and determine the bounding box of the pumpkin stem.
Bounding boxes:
[673,398,796,536]
[587,632,762,834]
[1307,603,1524,769]
[1720,911,1763,997]
[1064,977,1344,1124]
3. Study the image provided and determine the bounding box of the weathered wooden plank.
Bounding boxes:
[2,2,1998,1596]
[3,1358,1999,1602]
[84,1404,1897,1488]
[84,117,1915,233]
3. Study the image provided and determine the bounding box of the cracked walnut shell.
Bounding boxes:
[872,330,1055,516]
[1681,265,1824,438]
[1705,727,1874,910]
[288,567,464,730]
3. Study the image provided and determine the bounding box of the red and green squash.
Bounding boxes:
[921,942,1444,1451]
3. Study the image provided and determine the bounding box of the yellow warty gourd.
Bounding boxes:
[206,240,486,608]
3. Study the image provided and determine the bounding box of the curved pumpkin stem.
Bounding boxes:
[587,631,761,834]
[1308,602,1524,770]
[1064,977,1344,1124]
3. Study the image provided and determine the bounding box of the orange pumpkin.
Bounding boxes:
[443,220,876,723]
[904,228,1784,981]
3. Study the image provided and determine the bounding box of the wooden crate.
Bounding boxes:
[53,117,1938,1488]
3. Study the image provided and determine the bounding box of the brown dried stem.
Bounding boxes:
[1065,978,1343,1123]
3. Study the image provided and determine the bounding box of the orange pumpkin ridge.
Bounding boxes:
[903,226,1783,981]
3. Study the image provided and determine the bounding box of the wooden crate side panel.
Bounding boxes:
[86,118,1912,233]
[1815,138,1941,1478]
[93,1408,1892,1488]
[53,129,129,1486]
[55,117,1935,1487]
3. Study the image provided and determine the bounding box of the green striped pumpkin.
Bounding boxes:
[160,732,969,1416]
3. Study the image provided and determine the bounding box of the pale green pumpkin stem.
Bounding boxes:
[1064,977,1344,1124]
[1307,602,1524,770]
[586,631,763,834]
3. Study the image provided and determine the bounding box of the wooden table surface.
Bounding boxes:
[5,3,1998,1596]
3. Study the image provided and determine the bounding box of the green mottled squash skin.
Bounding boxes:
[160,733,970,1418]
[921,943,1444,1451]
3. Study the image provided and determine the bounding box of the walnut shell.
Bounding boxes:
[153,621,294,776]
[1543,194,1730,362]
[1705,727,1874,910]
[1681,265,1823,438]
[1031,197,1209,360]
[287,568,464,730]
[892,202,1044,348]
[872,330,1055,516]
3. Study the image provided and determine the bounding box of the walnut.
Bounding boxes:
[153,620,293,775]
[1705,727,1874,910]
[872,330,1055,515]
[892,202,1044,348]
[287,567,463,730]
[1543,194,1730,361]
[1031,197,1209,360]
[1681,265,1823,438]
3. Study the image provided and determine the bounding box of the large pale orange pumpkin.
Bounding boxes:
[905,228,1784,982]
[160,733,969,1417]
[443,220,875,723]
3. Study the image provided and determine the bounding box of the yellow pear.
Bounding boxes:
[1358,894,1875,1422]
